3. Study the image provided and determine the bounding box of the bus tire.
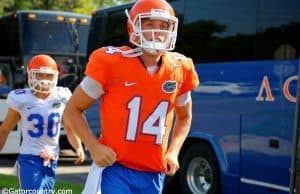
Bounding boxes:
[179,143,221,194]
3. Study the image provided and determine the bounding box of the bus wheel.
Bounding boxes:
[179,143,220,194]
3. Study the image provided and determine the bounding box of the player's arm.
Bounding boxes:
[0,107,20,151]
[63,77,116,167]
[62,118,85,164]
[164,92,192,175]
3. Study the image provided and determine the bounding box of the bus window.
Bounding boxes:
[87,12,104,56]
[87,1,185,57]
[0,11,91,92]
[103,10,128,47]
[87,6,130,57]
[180,0,257,64]
[22,18,89,54]
[58,58,79,91]
[256,0,300,60]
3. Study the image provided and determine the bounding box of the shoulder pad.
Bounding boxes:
[89,46,127,66]
[92,46,129,57]
[169,52,189,62]
[7,88,30,110]
[53,87,72,101]
[165,52,193,70]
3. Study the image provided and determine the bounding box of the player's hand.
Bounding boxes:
[74,146,85,165]
[89,143,117,167]
[163,151,180,176]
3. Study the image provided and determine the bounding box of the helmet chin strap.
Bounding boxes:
[143,48,164,55]
[32,84,52,94]
[31,89,51,95]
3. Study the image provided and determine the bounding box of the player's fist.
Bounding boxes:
[163,151,180,176]
[89,143,117,167]
[74,146,85,165]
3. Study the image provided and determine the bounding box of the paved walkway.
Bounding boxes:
[0,150,91,185]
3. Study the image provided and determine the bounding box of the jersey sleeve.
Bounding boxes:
[80,76,104,99]
[178,57,200,96]
[6,89,27,112]
[56,87,72,101]
[85,47,111,90]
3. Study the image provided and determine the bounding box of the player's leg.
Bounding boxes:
[16,154,45,189]
[101,163,131,194]
[102,163,165,194]
[17,154,57,190]
[129,169,165,194]
[42,160,57,190]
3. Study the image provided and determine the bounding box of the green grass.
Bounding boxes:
[0,174,84,194]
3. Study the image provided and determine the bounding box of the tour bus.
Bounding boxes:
[0,10,91,153]
[87,0,300,194]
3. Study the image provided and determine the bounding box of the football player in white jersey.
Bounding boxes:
[0,54,85,191]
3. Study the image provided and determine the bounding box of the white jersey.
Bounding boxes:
[7,87,71,158]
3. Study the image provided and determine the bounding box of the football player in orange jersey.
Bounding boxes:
[63,0,199,193]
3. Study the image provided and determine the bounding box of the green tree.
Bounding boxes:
[0,0,134,16]
[0,0,14,16]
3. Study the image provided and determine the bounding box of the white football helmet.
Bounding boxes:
[27,54,58,94]
[126,0,178,55]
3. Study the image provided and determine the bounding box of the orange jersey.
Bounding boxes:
[85,46,199,172]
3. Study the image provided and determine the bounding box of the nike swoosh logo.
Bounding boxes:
[125,82,137,87]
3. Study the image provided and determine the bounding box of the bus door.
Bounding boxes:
[289,55,300,194]
[0,57,21,154]
[239,0,299,193]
